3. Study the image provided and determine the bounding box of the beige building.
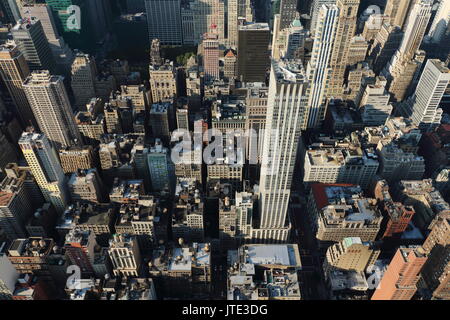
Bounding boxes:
[149,61,178,103]
[23,71,81,150]
[394,179,450,230]
[75,111,105,144]
[223,49,237,81]
[18,132,68,214]
[244,84,267,163]
[308,184,382,244]
[109,234,142,277]
[68,169,104,204]
[58,146,97,174]
[347,36,369,66]
[420,212,449,300]
[327,0,360,98]
[384,0,414,29]
[323,237,380,276]
[303,143,379,189]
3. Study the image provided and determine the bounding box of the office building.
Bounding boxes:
[23,71,81,149]
[0,245,18,300]
[427,0,450,44]
[307,184,382,243]
[68,169,104,204]
[75,111,105,144]
[149,103,171,142]
[181,0,226,45]
[237,23,270,83]
[145,0,182,45]
[254,59,308,243]
[278,0,298,31]
[18,132,69,213]
[375,117,425,184]
[11,19,56,73]
[323,237,380,275]
[384,0,414,29]
[46,0,96,51]
[227,0,253,48]
[309,0,336,35]
[148,242,211,298]
[0,165,38,240]
[108,234,142,277]
[70,53,97,108]
[400,59,450,132]
[202,33,220,82]
[58,146,96,174]
[394,179,450,231]
[420,212,449,300]
[0,42,35,127]
[7,237,55,280]
[303,141,379,189]
[244,83,268,164]
[149,61,178,103]
[327,0,360,99]
[382,0,432,101]
[372,246,427,300]
[147,139,172,192]
[20,3,74,74]
[172,179,205,243]
[358,76,393,126]
[227,244,302,300]
[305,4,338,128]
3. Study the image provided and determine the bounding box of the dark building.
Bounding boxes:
[237,22,270,83]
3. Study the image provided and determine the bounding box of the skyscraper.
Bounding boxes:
[188,0,225,44]
[23,70,81,149]
[327,0,360,99]
[400,59,450,132]
[278,0,298,31]
[381,0,432,101]
[20,3,75,75]
[202,33,220,82]
[309,0,335,35]
[427,0,450,44]
[237,22,270,83]
[70,53,97,108]
[384,0,414,29]
[371,246,427,300]
[0,42,35,127]
[145,0,183,45]
[254,59,308,243]
[305,4,339,128]
[11,18,57,74]
[18,132,69,214]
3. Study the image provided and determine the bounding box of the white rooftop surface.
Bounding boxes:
[245,245,296,266]
[168,247,192,271]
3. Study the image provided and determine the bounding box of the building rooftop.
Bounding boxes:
[241,244,301,268]
[273,59,305,83]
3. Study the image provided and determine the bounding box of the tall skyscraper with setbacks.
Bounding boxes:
[305,4,339,128]
[23,70,81,150]
[253,59,308,243]
[327,0,360,99]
